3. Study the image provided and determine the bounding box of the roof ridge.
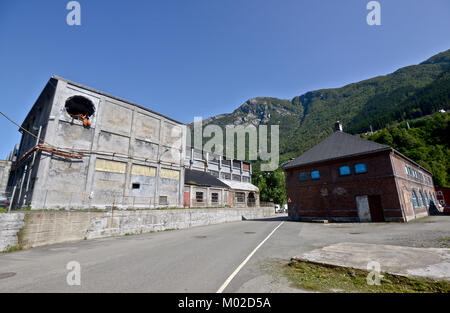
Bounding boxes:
[283,131,391,169]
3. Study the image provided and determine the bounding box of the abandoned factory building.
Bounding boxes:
[283,123,436,223]
[5,76,259,210]
[183,147,259,208]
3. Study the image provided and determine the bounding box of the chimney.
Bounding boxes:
[334,121,343,132]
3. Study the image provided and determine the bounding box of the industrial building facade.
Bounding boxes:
[5,76,259,210]
[283,124,436,223]
[9,76,186,209]
[183,148,259,208]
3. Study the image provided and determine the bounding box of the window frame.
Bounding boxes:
[354,163,367,174]
[299,172,308,181]
[310,170,320,180]
[196,192,204,203]
[411,191,419,208]
[418,191,425,207]
[159,196,168,205]
[339,165,351,176]
[235,192,245,203]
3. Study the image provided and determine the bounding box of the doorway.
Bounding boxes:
[368,195,385,222]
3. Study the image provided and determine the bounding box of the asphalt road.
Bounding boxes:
[0,215,449,292]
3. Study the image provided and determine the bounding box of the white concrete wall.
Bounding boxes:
[0,207,276,251]
[0,213,25,251]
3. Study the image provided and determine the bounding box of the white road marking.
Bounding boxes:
[216,221,285,293]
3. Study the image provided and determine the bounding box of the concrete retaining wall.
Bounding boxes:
[0,207,276,251]
[0,213,25,251]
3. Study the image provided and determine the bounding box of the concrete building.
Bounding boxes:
[9,76,186,209]
[0,160,12,195]
[283,123,435,223]
[183,147,259,208]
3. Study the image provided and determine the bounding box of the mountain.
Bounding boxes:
[362,112,450,187]
[190,49,450,164]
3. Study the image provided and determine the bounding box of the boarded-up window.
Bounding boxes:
[132,164,156,177]
[95,159,126,173]
[211,192,219,203]
[160,168,180,180]
[159,196,168,205]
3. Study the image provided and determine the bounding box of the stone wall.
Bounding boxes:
[0,207,276,251]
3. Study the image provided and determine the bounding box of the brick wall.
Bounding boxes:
[285,151,405,222]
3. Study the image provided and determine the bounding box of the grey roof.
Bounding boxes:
[185,169,229,188]
[283,131,391,169]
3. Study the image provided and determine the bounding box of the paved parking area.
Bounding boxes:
[0,215,448,292]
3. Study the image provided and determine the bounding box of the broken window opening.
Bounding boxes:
[132,183,140,189]
[65,96,95,128]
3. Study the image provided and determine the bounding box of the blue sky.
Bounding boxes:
[0,0,449,158]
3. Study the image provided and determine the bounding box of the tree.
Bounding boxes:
[252,167,287,205]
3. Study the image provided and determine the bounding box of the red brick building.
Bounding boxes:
[435,186,450,213]
[283,125,436,222]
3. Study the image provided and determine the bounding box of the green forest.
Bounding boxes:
[362,112,450,187]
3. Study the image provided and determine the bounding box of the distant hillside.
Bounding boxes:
[362,112,450,187]
[190,49,450,164]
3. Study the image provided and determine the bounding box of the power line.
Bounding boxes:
[0,110,51,147]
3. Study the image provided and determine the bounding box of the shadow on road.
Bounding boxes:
[243,215,289,222]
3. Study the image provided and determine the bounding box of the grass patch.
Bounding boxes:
[283,260,450,293]
[0,208,8,213]
[3,245,23,254]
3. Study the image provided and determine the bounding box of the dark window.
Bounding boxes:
[354,163,367,174]
[132,183,140,189]
[232,174,241,181]
[159,196,168,205]
[310,170,320,180]
[211,193,219,203]
[221,172,231,180]
[235,192,245,203]
[437,191,443,196]
[196,192,204,202]
[209,170,219,178]
[299,172,308,181]
[339,166,351,176]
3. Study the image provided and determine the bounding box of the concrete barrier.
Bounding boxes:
[0,207,276,251]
